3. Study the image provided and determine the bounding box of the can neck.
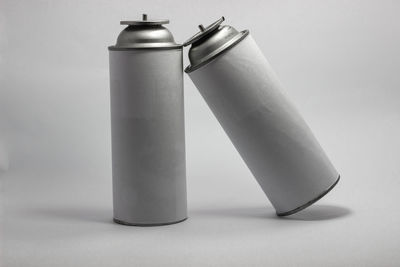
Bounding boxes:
[184,17,249,72]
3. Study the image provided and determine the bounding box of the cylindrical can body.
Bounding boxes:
[109,49,187,225]
[188,35,339,215]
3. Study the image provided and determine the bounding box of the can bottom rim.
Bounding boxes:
[113,217,188,227]
[276,175,341,217]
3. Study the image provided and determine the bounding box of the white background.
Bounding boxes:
[1,0,400,266]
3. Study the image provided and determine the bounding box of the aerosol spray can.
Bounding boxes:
[108,14,187,225]
[184,17,340,216]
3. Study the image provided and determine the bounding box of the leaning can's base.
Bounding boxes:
[276,175,341,217]
[113,217,188,226]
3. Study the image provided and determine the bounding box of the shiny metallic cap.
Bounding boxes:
[109,14,181,50]
[184,17,249,72]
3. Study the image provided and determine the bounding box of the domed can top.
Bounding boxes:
[109,14,182,50]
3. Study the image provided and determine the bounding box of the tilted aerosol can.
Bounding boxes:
[108,14,187,225]
[184,17,340,216]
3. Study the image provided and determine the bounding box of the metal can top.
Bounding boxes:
[184,17,249,73]
[109,14,182,50]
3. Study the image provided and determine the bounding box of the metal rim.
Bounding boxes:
[113,217,188,226]
[120,20,169,26]
[183,17,225,47]
[108,45,182,51]
[276,175,341,217]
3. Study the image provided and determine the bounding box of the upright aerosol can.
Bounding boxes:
[184,17,340,216]
[108,14,187,225]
